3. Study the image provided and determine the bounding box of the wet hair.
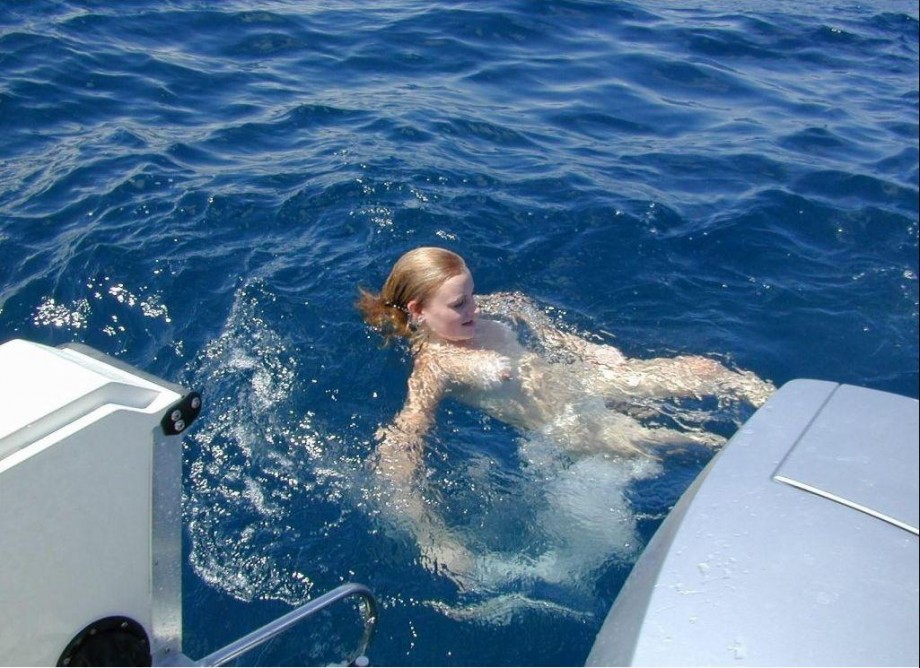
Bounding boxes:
[357,247,468,344]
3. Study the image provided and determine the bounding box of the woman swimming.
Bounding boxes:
[357,246,774,580]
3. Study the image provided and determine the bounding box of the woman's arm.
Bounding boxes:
[605,355,775,406]
[478,291,774,406]
[373,357,475,585]
[375,354,446,483]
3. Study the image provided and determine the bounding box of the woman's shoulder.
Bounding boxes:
[476,317,518,345]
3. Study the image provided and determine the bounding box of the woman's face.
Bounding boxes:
[416,270,478,342]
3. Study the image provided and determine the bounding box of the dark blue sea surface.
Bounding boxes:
[2,1,918,665]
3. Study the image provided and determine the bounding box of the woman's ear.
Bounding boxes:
[406,299,423,318]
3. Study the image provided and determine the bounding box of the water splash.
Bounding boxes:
[184,280,311,604]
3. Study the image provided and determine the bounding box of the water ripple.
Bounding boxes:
[1,2,917,665]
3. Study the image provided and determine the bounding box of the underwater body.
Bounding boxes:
[1,1,917,665]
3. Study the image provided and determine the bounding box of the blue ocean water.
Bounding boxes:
[1,1,917,665]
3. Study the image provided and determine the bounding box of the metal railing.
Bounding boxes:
[197,583,378,667]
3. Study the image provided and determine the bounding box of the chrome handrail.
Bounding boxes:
[197,583,378,667]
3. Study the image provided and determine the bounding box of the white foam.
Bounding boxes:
[425,592,592,626]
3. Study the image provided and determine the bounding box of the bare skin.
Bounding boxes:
[372,281,775,584]
[378,288,773,463]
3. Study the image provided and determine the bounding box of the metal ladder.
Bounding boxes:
[197,583,378,667]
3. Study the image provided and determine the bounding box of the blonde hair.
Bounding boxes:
[357,247,468,343]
